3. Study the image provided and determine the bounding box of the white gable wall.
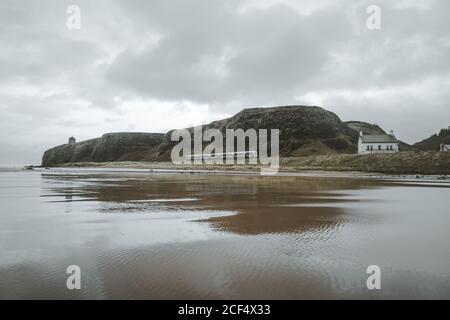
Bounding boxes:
[358,137,399,154]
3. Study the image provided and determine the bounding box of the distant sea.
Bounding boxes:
[0,166,25,172]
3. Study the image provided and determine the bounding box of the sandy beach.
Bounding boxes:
[1,168,449,299]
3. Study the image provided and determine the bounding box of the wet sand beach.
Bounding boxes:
[0,168,449,299]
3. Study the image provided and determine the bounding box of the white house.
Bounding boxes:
[358,130,399,155]
[440,144,450,152]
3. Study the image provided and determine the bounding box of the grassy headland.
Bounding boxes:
[51,151,450,175]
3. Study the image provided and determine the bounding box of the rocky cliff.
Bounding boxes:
[155,105,358,160]
[42,132,165,166]
[42,105,385,166]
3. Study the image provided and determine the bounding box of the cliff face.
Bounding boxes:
[42,106,369,166]
[42,133,165,166]
[156,105,358,160]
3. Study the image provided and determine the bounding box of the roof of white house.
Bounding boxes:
[361,134,398,143]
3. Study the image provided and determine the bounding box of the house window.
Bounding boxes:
[378,145,381,151]
[367,145,370,151]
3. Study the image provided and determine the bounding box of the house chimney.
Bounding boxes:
[359,131,363,137]
[389,130,395,136]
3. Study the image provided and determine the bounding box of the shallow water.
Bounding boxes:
[0,169,449,299]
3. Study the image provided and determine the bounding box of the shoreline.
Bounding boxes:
[38,151,450,176]
[25,161,450,182]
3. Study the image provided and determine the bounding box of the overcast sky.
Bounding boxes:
[1,0,449,165]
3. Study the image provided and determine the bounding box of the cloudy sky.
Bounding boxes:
[1,0,449,165]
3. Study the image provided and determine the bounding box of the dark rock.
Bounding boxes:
[42,133,165,166]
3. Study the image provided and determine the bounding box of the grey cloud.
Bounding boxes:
[107,1,354,105]
[107,0,450,108]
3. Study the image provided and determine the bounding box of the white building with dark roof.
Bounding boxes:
[358,130,399,154]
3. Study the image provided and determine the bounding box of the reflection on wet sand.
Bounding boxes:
[40,173,385,235]
[1,170,450,299]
